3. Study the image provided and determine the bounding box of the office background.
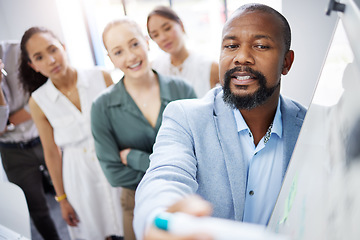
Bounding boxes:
[0,0,339,107]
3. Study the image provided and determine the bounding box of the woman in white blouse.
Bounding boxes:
[147,6,219,97]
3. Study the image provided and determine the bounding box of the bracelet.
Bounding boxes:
[55,193,67,202]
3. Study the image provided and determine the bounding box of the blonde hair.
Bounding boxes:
[102,17,144,50]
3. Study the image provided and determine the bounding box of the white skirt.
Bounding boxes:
[62,143,123,240]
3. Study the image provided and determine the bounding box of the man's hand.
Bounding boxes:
[8,108,32,125]
[144,195,214,240]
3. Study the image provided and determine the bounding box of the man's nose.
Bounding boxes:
[233,46,254,65]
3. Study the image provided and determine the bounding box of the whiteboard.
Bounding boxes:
[268,1,360,239]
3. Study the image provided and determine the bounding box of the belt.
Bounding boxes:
[0,137,41,149]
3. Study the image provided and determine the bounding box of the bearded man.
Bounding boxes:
[134,3,307,240]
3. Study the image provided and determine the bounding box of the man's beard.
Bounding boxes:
[222,66,280,110]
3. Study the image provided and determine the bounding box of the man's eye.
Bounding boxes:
[255,45,270,50]
[114,50,122,56]
[224,44,239,49]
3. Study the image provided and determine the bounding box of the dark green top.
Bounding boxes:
[91,71,197,190]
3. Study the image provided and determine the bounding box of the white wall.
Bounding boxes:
[0,0,94,68]
[281,0,338,107]
[0,0,62,41]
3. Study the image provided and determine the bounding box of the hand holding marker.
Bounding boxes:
[1,68,7,77]
[154,212,289,240]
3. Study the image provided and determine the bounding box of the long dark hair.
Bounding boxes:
[19,27,60,93]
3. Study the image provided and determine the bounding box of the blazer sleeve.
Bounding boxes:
[133,100,199,239]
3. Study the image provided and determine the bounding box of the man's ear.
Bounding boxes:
[282,50,294,75]
[27,61,39,72]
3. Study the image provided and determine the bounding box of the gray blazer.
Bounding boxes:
[134,87,307,239]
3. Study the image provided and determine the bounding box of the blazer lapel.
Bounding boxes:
[281,96,305,178]
[213,90,247,221]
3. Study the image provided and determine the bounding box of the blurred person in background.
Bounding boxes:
[147,6,219,97]
[0,58,9,129]
[1,41,61,240]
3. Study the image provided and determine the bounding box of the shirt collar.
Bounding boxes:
[46,70,89,102]
[233,98,283,138]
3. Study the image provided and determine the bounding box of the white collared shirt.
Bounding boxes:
[233,100,283,225]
